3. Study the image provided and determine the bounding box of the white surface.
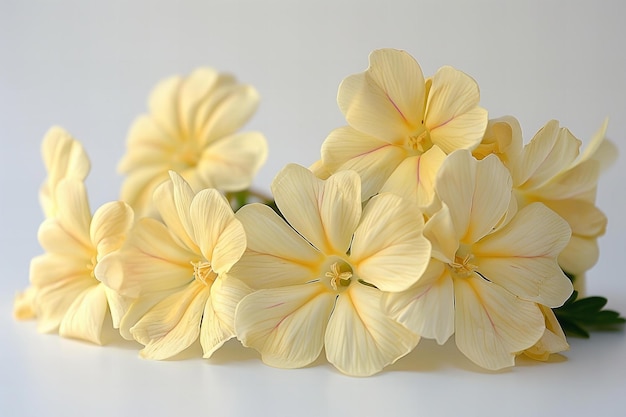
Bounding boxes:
[1,1,625,416]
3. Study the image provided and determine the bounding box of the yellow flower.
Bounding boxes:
[97,171,249,359]
[28,178,133,344]
[321,48,487,210]
[508,120,615,275]
[384,150,572,370]
[118,68,268,217]
[230,164,431,376]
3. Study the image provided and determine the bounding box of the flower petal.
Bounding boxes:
[425,66,487,153]
[196,131,268,191]
[189,189,246,273]
[272,164,361,255]
[131,282,209,360]
[153,178,199,252]
[148,75,183,140]
[235,283,335,368]
[321,126,406,199]
[119,165,170,218]
[454,276,544,370]
[383,260,454,344]
[59,284,109,344]
[524,305,569,361]
[90,201,134,259]
[351,193,431,292]
[380,146,447,212]
[200,277,252,357]
[169,171,196,241]
[338,49,424,141]
[54,179,93,249]
[231,204,323,288]
[13,286,37,320]
[325,284,419,376]
[558,235,600,276]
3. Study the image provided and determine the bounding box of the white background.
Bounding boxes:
[1,1,625,416]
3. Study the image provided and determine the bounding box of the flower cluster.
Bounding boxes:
[14,49,622,376]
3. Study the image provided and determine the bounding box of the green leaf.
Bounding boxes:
[554,290,625,338]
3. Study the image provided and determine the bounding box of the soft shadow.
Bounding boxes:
[206,338,261,364]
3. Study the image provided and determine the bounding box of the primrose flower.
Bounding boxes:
[321,48,487,210]
[28,178,133,344]
[97,171,249,359]
[230,164,431,376]
[384,150,573,370]
[508,120,615,276]
[118,68,268,217]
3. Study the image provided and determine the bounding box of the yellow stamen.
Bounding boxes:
[325,262,353,290]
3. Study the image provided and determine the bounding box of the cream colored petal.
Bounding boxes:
[542,198,606,237]
[434,150,476,239]
[178,67,220,136]
[235,283,335,369]
[198,84,260,146]
[325,284,419,376]
[37,218,92,262]
[514,121,581,189]
[118,115,174,174]
[423,203,458,263]
[474,203,572,306]
[54,178,93,248]
[383,260,454,344]
[118,288,180,340]
[579,118,618,172]
[148,75,183,140]
[338,49,424,141]
[321,126,406,199]
[351,193,430,292]
[196,131,268,191]
[231,204,323,288]
[524,305,569,361]
[30,253,89,287]
[120,166,170,218]
[13,286,37,320]
[531,159,599,202]
[96,218,196,298]
[380,146,447,212]
[472,116,523,164]
[152,178,199,252]
[454,276,544,370]
[132,282,209,360]
[189,189,246,273]
[309,159,331,180]
[425,66,486,152]
[558,235,600,276]
[463,154,512,243]
[169,171,196,241]
[103,285,131,329]
[272,164,361,255]
[90,201,134,259]
[200,277,252,357]
[59,284,109,344]
[34,275,95,333]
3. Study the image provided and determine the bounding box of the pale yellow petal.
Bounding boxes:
[321,126,406,199]
[524,305,569,361]
[118,115,174,173]
[148,75,183,140]
[196,131,268,191]
[383,261,454,344]
[542,199,606,237]
[198,84,260,145]
[13,286,37,320]
[132,282,209,360]
[231,204,323,288]
[380,146,447,212]
[338,49,424,141]
[454,276,544,370]
[473,116,523,163]
[309,159,331,180]
[103,285,131,329]
[177,67,220,135]
[96,218,196,298]
[423,203,458,263]
[118,288,178,340]
[200,277,252,357]
[59,284,109,344]
[579,118,618,173]
[558,235,600,276]
[514,121,581,189]
[530,159,599,201]
[464,154,512,243]
[235,283,335,369]
[189,189,246,273]
[90,201,134,259]
[272,164,361,254]
[119,165,170,218]
[169,171,196,241]
[153,178,199,252]
[325,284,419,376]
[351,193,430,292]
[54,179,93,248]
[34,274,95,333]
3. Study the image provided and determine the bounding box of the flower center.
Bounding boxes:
[405,123,433,155]
[191,260,217,286]
[448,243,477,278]
[174,142,200,170]
[324,260,353,292]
